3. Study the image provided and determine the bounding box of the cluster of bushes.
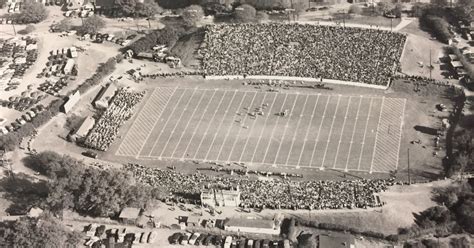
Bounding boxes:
[76,54,124,94]
[420,14,453,43]
[289,214,467,243]
[127,25,186,54]
[26,151,162,217]
[0,213,82,247]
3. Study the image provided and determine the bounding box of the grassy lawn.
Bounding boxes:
[345,16,401,28]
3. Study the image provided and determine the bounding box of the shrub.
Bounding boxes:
[348,5,363,15]
[18,24,35,35]
[420,15,453,43]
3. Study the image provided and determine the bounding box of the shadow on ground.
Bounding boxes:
[0,172,48,215]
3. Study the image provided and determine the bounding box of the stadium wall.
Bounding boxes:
[205,75,389,89]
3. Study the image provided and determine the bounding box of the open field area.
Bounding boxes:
[116,87,405,173]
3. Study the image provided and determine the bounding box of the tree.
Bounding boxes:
[455,198,474,233]
[234,4,257,23]
[137,0,163,29]
[0,134,18,151]
[115,0,139,16]
[181,5,204,27]
[256,11,269,23]
[80,15,105,34]
[377,2,394,14]
[431,0,449,7]
[18,0,48,23]
[52,18,72,33]
[0,213,82,248]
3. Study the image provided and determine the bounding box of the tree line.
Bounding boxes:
[25,151,166,217]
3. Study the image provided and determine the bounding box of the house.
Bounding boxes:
[223,217,280,235]
[61,91,81,113]
[94,83,117,109]
[201,187,240,207]
[73,116,95,141]
[119,207,140,225]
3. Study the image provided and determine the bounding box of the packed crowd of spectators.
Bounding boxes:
[84,88,145,151]
[124,164,394,210]
[199,23,406,85]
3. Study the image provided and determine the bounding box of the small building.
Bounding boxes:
[201,188,240,207]
[136,52,154,60]
[73,116,95,141]
[223,217,280,235]
[119,207,140,225]
[63,58,75,74]
[94,83,117,109]
[61,91,81,113]
[448,54,459,62]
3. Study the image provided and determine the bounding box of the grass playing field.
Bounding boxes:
[116,87,406,173]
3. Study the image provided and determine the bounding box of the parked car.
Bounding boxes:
[82,150,98,159]
[254,240,261,248]
[214,235,223,246]
[169,232,182,244]
[203,234,213,246]
[195,234,206,246]
[224,236,232,248]
[147,231,157,243]
[189,233,200,245]
[262,239,270,248]
[180,233,191,245]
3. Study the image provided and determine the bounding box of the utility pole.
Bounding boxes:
[429,48,433,79]
[407,148,411,184]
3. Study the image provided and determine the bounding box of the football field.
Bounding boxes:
[116,87,406,173]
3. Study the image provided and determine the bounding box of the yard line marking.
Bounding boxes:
[216,91,250,161]
[332,96,353,169]
[296,94,320,167]
[240,93,277,163]
[271,94,300,165]
[253,93,288,164]
[225,92,258,162]
[319,95,342,169]
[158,88,198,158]
[169,90,207,158]
[344,96,363,172]
[192,90,230,160]
[285,94,309,166]
[157,88,197,157]
[357,98,374,171]
[116,88,158,156]
[181,90,218,159]
[395,99,407,170]
[308,95,331,168]
[146,88,187,157]
[204,90,239,161]
[134,87,176,158]
[369,96,385,173]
